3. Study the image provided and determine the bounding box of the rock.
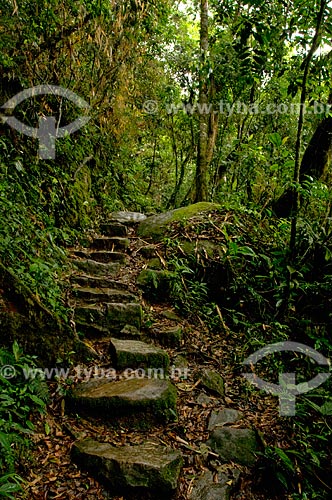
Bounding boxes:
[92,237,130,251]
[70,275,128,290]
[206,428,260,466]
[105,303,142,331]
[120,325,142,339]
[88,251,127,264]
[157,326,183,347]
[198,369,224,396]
[147,257,163,269]
[75,302,142,332]
[100,222,128,237]
[109,338,169,370]
[137,269,175,300]
[208,409,243,431]
[73,287,137,304]
[75,322,110,338]
[140,245,157,258]
[160,310,181,322]
[67,377,177,423]
[120,324,142,338]
[197,393,214,406]
[71,438,183,495]
[137,202,220,240]
[172,355,189,369]
[189,469,240,500]
[110,211,147,224]
[70,259,120,276]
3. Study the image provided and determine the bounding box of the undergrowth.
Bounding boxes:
[0,342,49,498]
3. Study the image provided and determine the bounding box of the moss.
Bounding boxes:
[62,165,93,228]
[137,202,221,241]
[0,262,81,365]
[136,269,176,301]
[68,378,177,425]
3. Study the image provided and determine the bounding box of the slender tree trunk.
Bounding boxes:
[195,0,209,202]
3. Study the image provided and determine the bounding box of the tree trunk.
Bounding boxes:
[299,116,332,182]
[195,0,210,202]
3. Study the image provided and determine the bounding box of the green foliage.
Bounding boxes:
[0,342,49,496]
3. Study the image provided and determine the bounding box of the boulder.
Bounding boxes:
[206,428,260,466]
[137,203,220,240]
[110,211,147,224]
[72,438,183,495]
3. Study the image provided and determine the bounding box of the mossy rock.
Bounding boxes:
[61,165,93,228]
[157,326,183,347]
[109,338,169,370]
[67,377,177,424]
[206,428,260,467]
[72,438,183,495]
[197,369,224,396]
[137,269,176,301]
[0,262,79,365]
[137,203,220,241]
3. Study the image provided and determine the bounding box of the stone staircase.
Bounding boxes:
[67,212,183,498]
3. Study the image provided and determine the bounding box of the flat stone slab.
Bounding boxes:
[70,275,128,289]
[206,428,260,466]
[75,302,142,332]
[68,377,177,422]
[73,250,126,264]
[70,259,120,276]
[110,211,147,224]
[92,237,130,251]
[100,222,128,237]
[73,287,138,304]
[72,438,183,495]
[110,338,169,370]
[208,409,243,431]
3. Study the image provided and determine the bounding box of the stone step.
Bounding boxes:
[109,338,169,370]
[75,302,142,332]
[73,287,138,304]
[70,259,120,277]
[92,237,130,251]
[67,377,177,424]
[70,275,128,290]
[75,323,142,339]
[100,222,128,237]
[71,438,183,496]
[109,211,147,225]
[72,250,126,264]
